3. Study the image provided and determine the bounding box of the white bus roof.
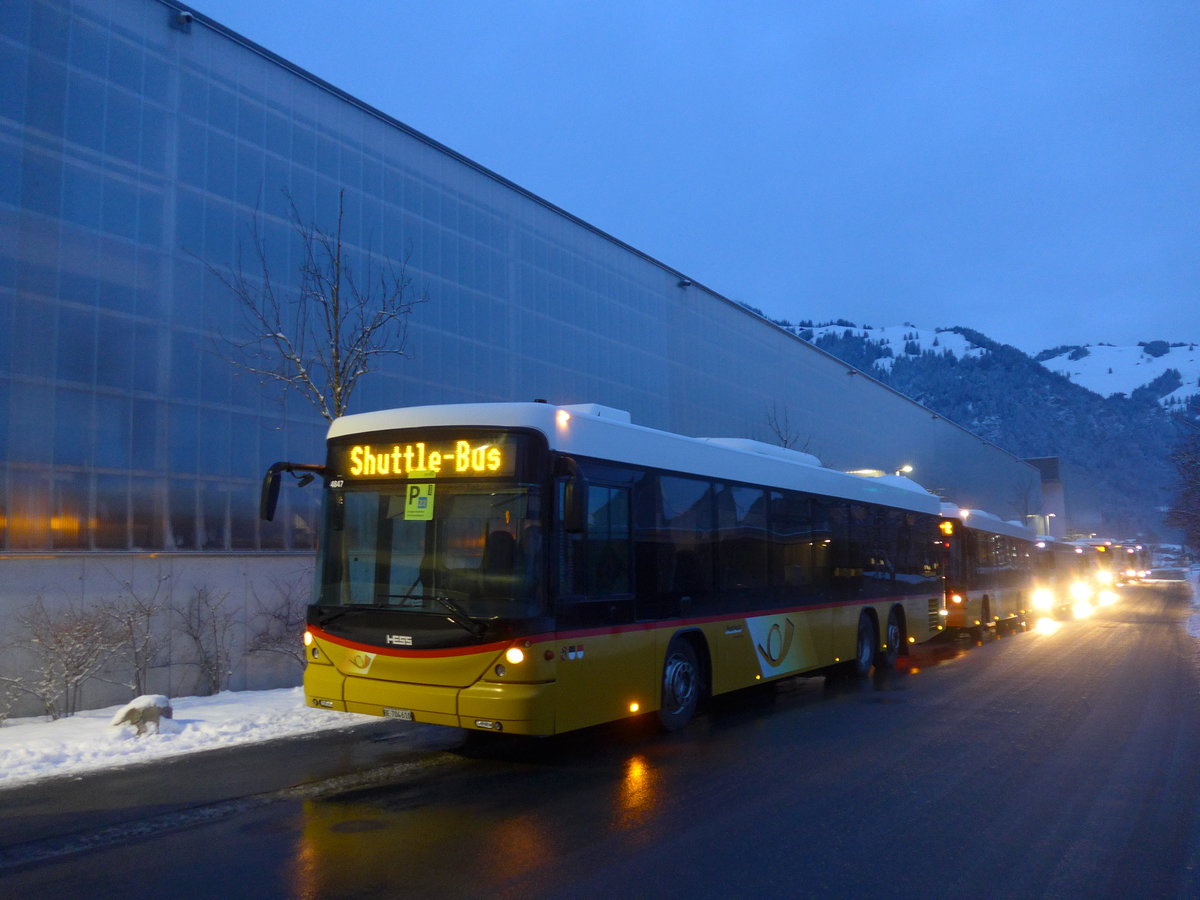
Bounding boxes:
[329,401,943,515]
[939,502,1036,541]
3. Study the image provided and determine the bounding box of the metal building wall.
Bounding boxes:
[0,0,1040,712]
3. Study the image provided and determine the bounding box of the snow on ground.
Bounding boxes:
[0,687,375,790]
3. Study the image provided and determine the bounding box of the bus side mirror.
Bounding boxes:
[556,456,587,534]
[260,463,286,522]
[259,462,326,522]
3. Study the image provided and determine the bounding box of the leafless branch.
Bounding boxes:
[173,586,240,696]
[207,188,426,421]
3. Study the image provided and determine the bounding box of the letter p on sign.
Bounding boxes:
[404,484,435,520]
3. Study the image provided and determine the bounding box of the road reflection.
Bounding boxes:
[895,640,969,675]
[614,753,660,836]
[282,626,1055,896]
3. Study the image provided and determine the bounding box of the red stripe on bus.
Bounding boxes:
[309,593,931,658]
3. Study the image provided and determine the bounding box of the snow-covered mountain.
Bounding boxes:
[783,320,1200,413]
[763,318,1188,537]
[1034,342,1200,412]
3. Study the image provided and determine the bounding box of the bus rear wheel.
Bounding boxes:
[659,638,702,731]
[852,612,877,678]
[877,608,902,669]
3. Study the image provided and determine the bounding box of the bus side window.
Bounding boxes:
[586,485,631,596]
[559,483,631,598]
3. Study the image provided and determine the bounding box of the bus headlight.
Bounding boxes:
[1070,581,1092,603]
[505,646,525,665]
[1032,588,1054,612]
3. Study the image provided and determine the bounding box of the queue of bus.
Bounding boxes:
[261,401,1140,737]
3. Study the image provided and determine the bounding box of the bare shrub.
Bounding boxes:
[12,597,120,718]
[174,586,240,695]
[248,572,310,668]
[0,677,22,726]
[100,571,171,698]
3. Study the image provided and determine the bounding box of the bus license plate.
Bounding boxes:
[383,707,413,720]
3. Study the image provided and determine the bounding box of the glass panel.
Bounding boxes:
[7,476,51,549]
[169,478,196,549]
[93,394,129,469]
[94,472,128,549]
[199,481,228,550]
[57,305,96,383]
[53,470,90,550]
[95,314,133,388]
[55,388,92,466]
[65,73,105,153]
[130,477,162,550]
[104,89,141,166]
[168,404,198,473]
[230,486,257,549]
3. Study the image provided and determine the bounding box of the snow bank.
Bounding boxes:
[0,687,375,789]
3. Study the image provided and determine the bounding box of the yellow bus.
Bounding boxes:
[938,505,1037,638]
[261,401,951,735]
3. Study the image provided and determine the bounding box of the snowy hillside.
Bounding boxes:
[794,323,984,372]
[1035,342,1200,412]
[768,317,1183,537]
[781,320,1199,413]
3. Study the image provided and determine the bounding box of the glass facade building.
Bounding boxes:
[0,0,1042,557]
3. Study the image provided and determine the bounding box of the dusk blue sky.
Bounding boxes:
[193,0,1199,355]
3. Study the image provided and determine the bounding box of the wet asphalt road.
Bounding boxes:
[2,582,1199,899]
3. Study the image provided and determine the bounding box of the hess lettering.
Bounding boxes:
[348,440,503,477]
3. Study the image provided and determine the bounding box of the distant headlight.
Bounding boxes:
[1032,588,1055,612]
[1070,581,1093,602]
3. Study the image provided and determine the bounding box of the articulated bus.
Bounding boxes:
[938,505,1037,638]
[262,401,955,736]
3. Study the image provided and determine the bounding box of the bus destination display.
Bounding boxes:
[338,437,513,479]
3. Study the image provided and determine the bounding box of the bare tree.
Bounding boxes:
[100,570,171,698]
[211,188,426,421]
[11,598,120,718]
[766,402,812,452]
[175,586,240,696]
[1166,420,1200,551]
[247,572,310,669]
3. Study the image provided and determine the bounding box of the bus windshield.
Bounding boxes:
[316,482,546,621]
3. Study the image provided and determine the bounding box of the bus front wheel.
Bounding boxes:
[659,638,702,731]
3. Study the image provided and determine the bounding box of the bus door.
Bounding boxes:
[555,480,654,731]
[762,490,833,673]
